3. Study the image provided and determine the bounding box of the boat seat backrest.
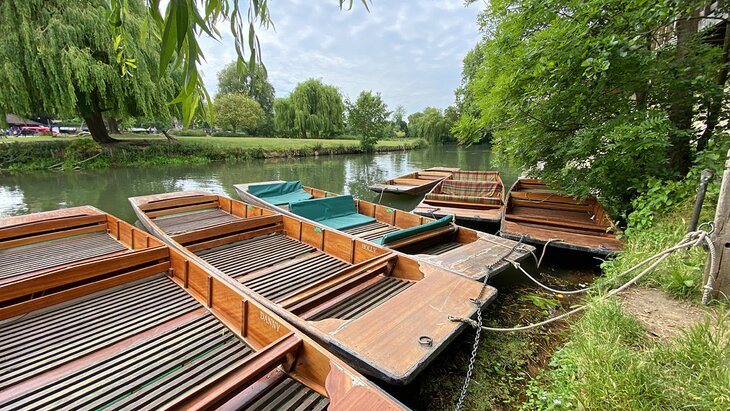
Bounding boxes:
[441,179,502,197]
[450,170,500,182]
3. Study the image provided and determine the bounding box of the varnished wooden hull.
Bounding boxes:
[0,207,407,410]
[500,179,624,255]
[129,191,494,385]
[367,167,458,196]
[235,182,535,281]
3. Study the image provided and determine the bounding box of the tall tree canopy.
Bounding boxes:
[216,62,275,115]
[459,0,729,211]
[275,79,344,138]
[0,0,180,143]
[214,94,265,133]
[410,107,454,143]
[346,91,390,151]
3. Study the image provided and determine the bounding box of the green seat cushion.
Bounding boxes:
[248,181,313,205]
[374,215,454,245]
[289,195,376,230]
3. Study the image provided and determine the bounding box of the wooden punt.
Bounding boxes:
[0,207,405,410]
[234,181,535,281]
[129,191,495,385]
[413,170,505,225]
[367,167,459,196]
[500,179,624,255]
[0,207,407,410]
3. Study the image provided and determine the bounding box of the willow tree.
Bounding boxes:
[0,0,180,143]
[278,79,344,138]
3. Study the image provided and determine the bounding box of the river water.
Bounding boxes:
[0,143,521,222]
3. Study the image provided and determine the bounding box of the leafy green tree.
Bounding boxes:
[277,79,344,138]
[216,62,274,115]
[390,105,408,136]
[411,107,452,143]
[108,0,368,126]
[0,0,180,143]
[460,0,727,212]
[346,91,390,151]
[214,94,265,133]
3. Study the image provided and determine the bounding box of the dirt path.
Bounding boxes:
[619,287,710,340]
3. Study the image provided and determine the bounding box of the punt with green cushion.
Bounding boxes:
[373,215,454,245]
[248,181,313,205]
[289,195,376,230]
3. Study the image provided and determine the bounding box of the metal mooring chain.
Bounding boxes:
[455,237,525,411]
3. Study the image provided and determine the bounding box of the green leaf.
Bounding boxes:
[158,3,177,78]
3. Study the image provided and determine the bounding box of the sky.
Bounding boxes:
[197,1,485,115]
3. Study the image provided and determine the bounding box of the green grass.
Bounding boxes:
[1,133,416,148]
[523,300,729,410]
[598,199,718,299]
[0,134,424,171]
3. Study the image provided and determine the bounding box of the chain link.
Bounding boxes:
[455,237,525,411]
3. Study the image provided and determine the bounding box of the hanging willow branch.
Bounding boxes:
[108,0,370,127]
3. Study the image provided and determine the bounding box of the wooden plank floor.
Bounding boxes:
[0,275,198,390]
[153,208,241,235]
[417,242,464,255]
[0,232,127,280]
[0,313,251,410]
[245,377,329,411]
[309,277,413,321]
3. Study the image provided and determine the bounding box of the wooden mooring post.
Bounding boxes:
[704,148,730,301]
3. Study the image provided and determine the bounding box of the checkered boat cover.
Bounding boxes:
[425,179,503,205]
[450,170,500,182]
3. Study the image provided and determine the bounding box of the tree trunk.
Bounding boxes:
[698,21,730,153]
[84,110,116,144]
[161,129,179,143]
[105,117,120,134]
[667,15,699,177]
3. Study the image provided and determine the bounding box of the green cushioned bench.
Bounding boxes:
[248,181,313,205]
[374,215,454,245]
[289,195,376,230]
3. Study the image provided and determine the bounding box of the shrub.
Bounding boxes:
[64,139,102,162]
[211,131,249,137]
[171,129,208,137]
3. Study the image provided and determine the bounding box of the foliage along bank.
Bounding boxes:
[0,138,426,171]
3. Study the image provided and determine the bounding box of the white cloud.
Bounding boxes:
[197,1,485,114]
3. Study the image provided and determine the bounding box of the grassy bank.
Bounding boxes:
[0,134,425,171]
[414,194,727,409]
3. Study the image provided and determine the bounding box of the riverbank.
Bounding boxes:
[0,134,426,171]
[413,197,727,410]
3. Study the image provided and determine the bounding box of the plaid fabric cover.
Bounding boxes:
[450,170,500,182]
[442,179,502,197]
[425,180,503,205]
[425,192,503,205]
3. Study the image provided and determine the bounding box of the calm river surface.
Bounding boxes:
[0,143,520,223]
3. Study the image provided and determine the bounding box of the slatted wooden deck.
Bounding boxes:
[309,276,413,321]
[417,241,464,256]
[0,275,198,391]
[153,208,241,235]
[0,232,126,280]
[244,377,329,410]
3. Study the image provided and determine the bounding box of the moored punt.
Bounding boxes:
[0,207,407,410]
[234,181,535,281]
[367,167,459,196]
[413,170,505,226]
[130,191,494,384]
[500,178,624,255]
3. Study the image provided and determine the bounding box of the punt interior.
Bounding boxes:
[130,191,493,384]
[501,179,624,254]
[0,207,405,410]
[248,183,534,281]
[367,167,458,195]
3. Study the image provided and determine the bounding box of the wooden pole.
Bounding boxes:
[704,148,730,300]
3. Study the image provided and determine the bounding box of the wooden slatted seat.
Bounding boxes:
[243,376,329,410]
[153,208,241,235]
[0,275,198,390]
[0,232,127,281]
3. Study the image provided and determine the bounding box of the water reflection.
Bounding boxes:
[0,144,520,223]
